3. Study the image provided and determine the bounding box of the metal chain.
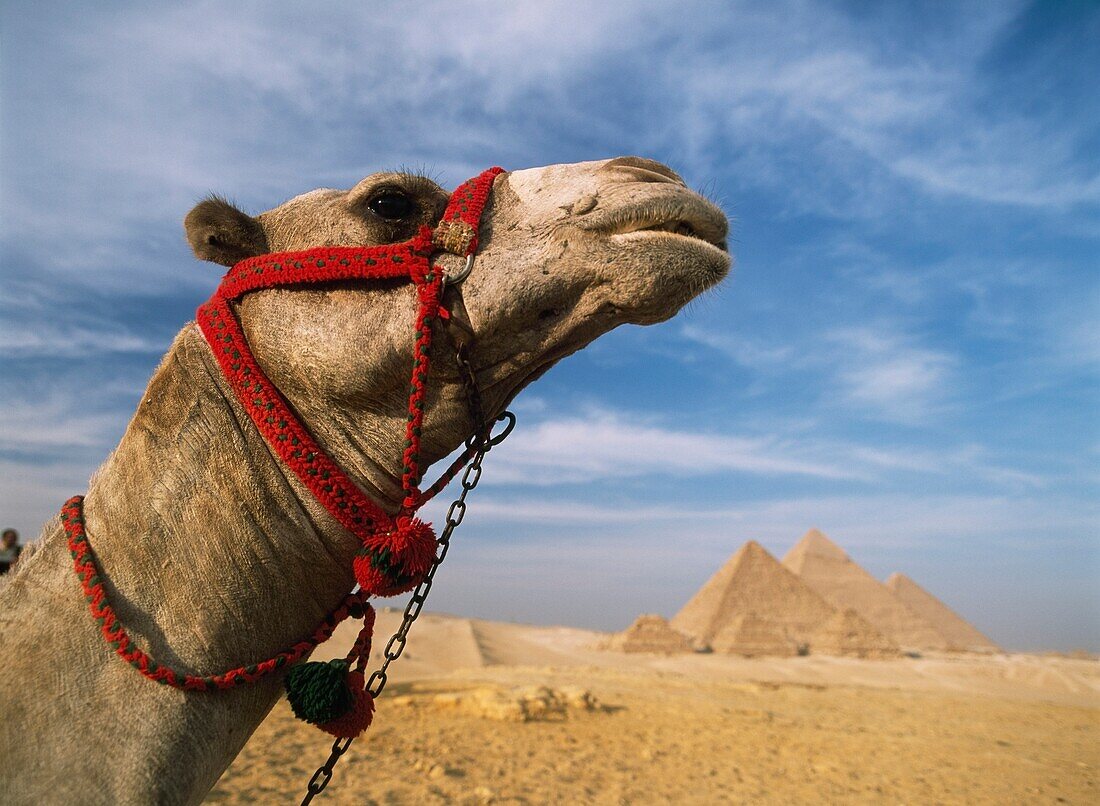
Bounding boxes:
[300,347,512,805]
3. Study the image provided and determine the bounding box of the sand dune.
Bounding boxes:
[311,609,487,675]
[208,612,1098,804]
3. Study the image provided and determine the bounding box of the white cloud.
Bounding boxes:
[429,405,1049,494]
[0,323,165,357]
[683,316,960,425]
[664,2,1096,212]
[433,491,1099,557]
[679,325,794,369]
[0,397,126,452]
[484,410,861,484]
[824,325,955,423]
[847,444,1047,490]
[1059,304,1100,369]
[767,49,1100,209]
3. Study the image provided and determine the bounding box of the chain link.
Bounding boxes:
[300,347,512,806]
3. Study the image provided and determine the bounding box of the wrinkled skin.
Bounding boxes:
[0,158,729,805]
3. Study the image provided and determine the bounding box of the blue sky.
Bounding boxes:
[1,1,1097,651]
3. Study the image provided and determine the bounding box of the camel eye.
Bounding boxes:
[367,191,415,220]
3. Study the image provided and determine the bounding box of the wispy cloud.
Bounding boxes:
[450,405,1049,494]
[825,326,955,422]
[486,410,860,484]
[679,325,794,370]
[0,397,128,452]
[664,2,1097,213]
[847,444,1048,489]
[682,317,959,425]
[429,490,1100,558]
[0,324,165,357]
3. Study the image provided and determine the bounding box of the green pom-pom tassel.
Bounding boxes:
[285,659,354,725]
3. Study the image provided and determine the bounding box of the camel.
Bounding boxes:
[0,157,729,805]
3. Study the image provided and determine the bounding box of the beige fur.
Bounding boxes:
[0,157,729,805]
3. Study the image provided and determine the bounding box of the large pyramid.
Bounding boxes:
[782,529,950,651]
[670,540,835,648]
[811,608,901,659]
[605,614,693,654]
[886,573,1000,653]
[711,612,798,657]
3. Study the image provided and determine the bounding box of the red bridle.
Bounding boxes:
[196,167,504,596]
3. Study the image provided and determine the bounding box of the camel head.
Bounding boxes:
[184,157,730,503]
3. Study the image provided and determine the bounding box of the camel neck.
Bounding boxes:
[82,325,377,671]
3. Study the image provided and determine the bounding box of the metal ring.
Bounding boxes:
[442,254,475,287]
[488,411,517,446]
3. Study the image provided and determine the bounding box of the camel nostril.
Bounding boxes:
[572,194,598,215]
[675,222,696,238]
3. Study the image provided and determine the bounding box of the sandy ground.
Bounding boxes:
[207,610,1099,804]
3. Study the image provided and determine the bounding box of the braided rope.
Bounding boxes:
[61,495,373,691]
[197,296,395,543]
[214,241,423,299]
[398,268,443,510]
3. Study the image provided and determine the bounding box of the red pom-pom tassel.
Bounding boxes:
[316,671,375,738]
[354,517,437,597]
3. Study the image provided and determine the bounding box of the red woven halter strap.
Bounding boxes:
[196,166,504,544]
[61,495,373,691]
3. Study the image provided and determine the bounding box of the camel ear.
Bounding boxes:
[184,196,268,266]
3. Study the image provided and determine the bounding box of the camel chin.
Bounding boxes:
[600,230,730,324]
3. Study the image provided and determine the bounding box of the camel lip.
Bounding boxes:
[580,189,729,253]
[608,228,731,262]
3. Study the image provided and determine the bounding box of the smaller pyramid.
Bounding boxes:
[783,529,950,651]
[886,573,1000,653]
[811,609,901,659]
[711,612,798,657]
[605,614,693,654]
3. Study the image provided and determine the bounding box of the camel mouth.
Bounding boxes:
[608,227,729,263]
[614,219,727,253]
[583,190,730,255]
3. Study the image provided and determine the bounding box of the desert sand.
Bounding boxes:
[207,610,1098,805]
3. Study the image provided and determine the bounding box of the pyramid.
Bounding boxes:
[711,612,798,657]
[605,614,693,654]
[671,540,835,648]
[811,608,901,659]
[782,529,950,651]
[886,573,999,653]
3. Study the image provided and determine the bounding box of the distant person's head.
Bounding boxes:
[1,529,17,547]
